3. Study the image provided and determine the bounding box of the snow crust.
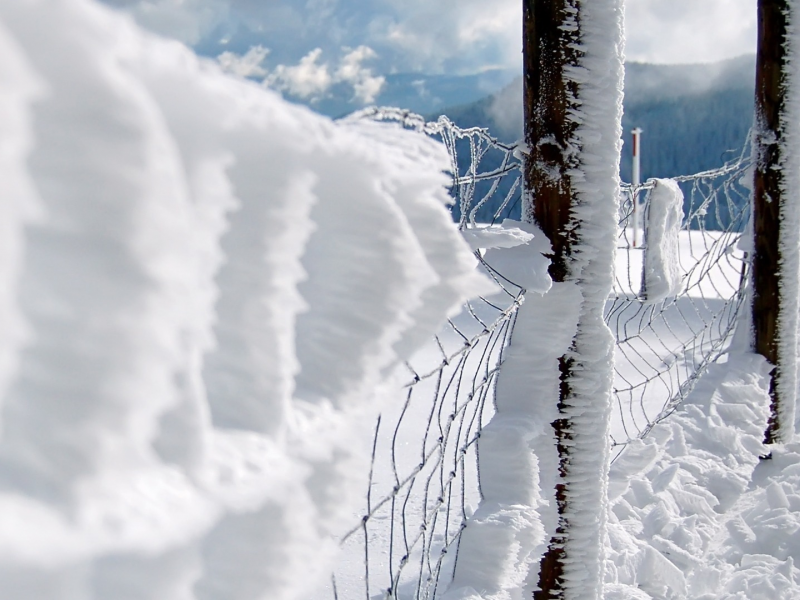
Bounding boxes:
[0,1,491,598]
[641,179,684,304]
[461,222,535,253]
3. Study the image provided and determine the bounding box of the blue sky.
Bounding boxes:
[105,0,756,76]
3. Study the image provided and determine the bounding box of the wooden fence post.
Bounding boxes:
[523,1,624,597]
[522,1,581,598]
[523,0,580,282]
[752,0,795,444]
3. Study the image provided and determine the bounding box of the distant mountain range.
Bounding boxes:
[430,55,756,183]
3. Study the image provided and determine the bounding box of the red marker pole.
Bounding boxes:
[631,127,642,247]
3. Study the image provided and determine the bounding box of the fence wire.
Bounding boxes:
[610,151,751,456]
[330,108,751,598]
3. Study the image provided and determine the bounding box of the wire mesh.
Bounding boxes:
[330,108,751,597]
[330,292,522,600]
[326,109,525,600]
[609,150,751,456]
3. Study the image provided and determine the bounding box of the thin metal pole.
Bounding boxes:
[631,127,642,247]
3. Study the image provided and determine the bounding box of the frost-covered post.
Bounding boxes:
[752,0,800,443]
[522,0,624,598]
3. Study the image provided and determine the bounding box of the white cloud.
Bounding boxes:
[268,48,333,99]
[217,45,385,104]
[104,0,758,74]
[335,46,386,103]
[217,45,268,78]
[116,0,228,45]
[488,77,523,139]
[625,0,756,64]
[376,0,522,73]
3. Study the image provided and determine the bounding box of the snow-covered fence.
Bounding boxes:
[330,285,524,599]
[331,109,752,598]
[610,153,751,455]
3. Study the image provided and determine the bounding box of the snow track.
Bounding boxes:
[605,352,800,599]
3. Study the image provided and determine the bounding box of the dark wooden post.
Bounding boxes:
[523,1,581,597]
[752,0,791,444]
[523,0,580,282]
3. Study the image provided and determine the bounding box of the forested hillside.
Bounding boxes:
[436,55,755,183]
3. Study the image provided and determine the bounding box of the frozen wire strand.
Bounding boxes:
[490,175,523,226]
[344,107,518,154]
[455,163,520,186]
[467,154,514,225]
[340,350,505,545]
[363,415,382,600]
[391,387,415,504]
[458,137,478,228]
[369,323,510,598]
[403,296,523,385]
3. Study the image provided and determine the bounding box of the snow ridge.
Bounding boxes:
[0,1,491,598]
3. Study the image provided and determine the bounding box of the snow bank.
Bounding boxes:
[604,352,800,599]
[641,179,684,304]
[0,1,491,598]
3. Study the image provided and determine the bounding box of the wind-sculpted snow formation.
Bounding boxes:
[0,1,492,598]
[641,179,684,304]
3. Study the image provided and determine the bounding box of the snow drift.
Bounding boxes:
[0,1,492,598]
